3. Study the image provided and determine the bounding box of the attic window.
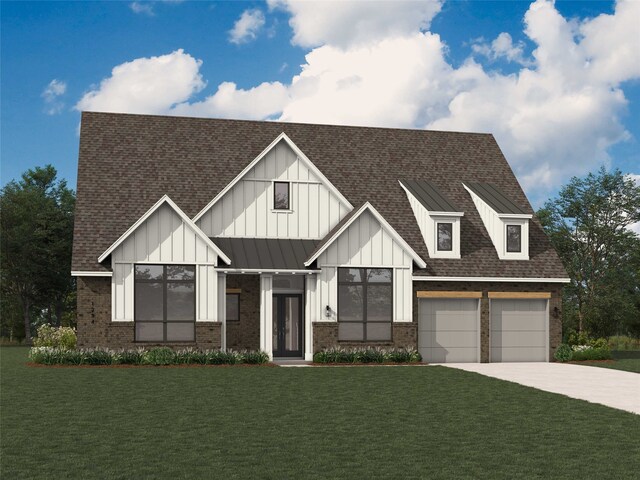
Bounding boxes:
[274,182,290,210]
[437,223,453,251]
[506,225,522,253]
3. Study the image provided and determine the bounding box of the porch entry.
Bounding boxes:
[272,294,303,358]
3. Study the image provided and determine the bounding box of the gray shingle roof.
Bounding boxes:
[211,238,319,270]
[400,179,459,212]
[72,112,566,279]
[465,182,527,215]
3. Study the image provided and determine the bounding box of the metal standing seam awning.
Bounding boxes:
[210,237,321,272]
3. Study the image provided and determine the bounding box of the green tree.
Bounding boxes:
[0,165,75,343]
[538,167,640,337]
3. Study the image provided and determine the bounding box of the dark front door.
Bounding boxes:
[272,294,303,358]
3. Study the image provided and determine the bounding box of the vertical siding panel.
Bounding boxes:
[123,263,134,320]
[361,212,371,265]
[134,224,146,262]
[173,220,184,263]
[184,228,196,261]
[299,183,309,238]
[159,205,172,262]
[115,264,125,320]
[198,265,207,320]
[208,266,216,320]
[245,181,256,237]
[147,210,160,262]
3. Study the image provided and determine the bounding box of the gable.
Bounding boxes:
[196,137,352,239]
[105,197,228,266]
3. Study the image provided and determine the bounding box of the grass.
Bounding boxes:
[573,350,640,373]
[2,348,639,480]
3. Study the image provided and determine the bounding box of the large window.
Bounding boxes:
[506,225,522,253]
[135,265,195,342]
[338,268,392,341]
[274,182,290,210]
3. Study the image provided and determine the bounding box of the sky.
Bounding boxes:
[2,0,639,209]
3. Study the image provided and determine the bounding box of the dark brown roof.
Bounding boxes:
[72,112,566,278]
[400,179,459,212]
[211,238,319,270]
[466,182,527,215]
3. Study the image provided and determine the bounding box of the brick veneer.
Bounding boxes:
[77,276,221,350]
[312,281,562,361]
[412,281,563,362]
[225,274,260,350]
[313,322,417,353]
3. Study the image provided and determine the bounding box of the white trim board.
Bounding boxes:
[71,271,113,277]
[97,195,231,265]
[413,276,571,283]
[221,268,320,274]
[192,132,353,223]
[304,202,427,268]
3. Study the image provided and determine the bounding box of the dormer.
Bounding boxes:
[463,183,532,260]
[400,180,464,259]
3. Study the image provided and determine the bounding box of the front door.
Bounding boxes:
[272,294,303,358]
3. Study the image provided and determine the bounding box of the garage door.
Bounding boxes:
[418,299,479,363]
[491,299,547,362]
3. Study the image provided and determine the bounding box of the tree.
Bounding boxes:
[538,167,640,337]
[0,165,75,343]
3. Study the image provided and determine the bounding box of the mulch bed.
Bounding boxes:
[26,362,278,369]
[311,362,426,367]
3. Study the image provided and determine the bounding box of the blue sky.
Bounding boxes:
[2,1,638,208]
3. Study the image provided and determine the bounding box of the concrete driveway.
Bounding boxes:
[441,362,640,415]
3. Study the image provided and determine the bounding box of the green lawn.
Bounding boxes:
[2,347,639,480]
[574,350,640,373]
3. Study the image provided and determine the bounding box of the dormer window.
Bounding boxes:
[506,225,522,253]
[437,222,453,251]
[274,182,290,210]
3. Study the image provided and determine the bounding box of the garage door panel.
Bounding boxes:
[491,299,547,362]
[419,299,479,363]
[491,331,546,348]
[423,347,478,363]
[492,347,546,363]
[420,315,478,332]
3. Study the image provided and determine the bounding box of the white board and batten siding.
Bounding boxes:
[197,140,350,239]
[111,203,220,322]
[315,210,414,323]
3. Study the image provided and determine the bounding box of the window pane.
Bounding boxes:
[507,225,522,253]
[136,322,163,342]
[167,283,195,321]
[338,268,362,283]
[226,294,239,321]
[135,265,164,280]
[437,223,453,251]
[367,323,391,341]
[338,323,364,341]
[366,285,392,321]
[135,283,164,320]
[166,322,194,342]
[274,182,289,209]
[167,265,195,281]
[273,275,304,290]
[338,285,364,321]
[367,268,392,283]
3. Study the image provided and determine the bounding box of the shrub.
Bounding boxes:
[554,344,572,362]
[142,347,175,366]
[33,325,77,350]
[241,350,270,364]
[175,348,207,365]
[608,336,640,351]
[313,347,422,364]
[83,349,114,365]
[570,346,612,361]
[117,349,145,365]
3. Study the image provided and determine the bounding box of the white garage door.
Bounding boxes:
[418,299,480,363]
[491,299,548,362]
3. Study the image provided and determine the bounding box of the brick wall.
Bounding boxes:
[225,274,260,350]
[77,276,221,350]
[312,322,418,353]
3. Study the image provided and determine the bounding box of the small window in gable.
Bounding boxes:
[274,182,290,210]
[437,223,453,251]
[506,224,522,253]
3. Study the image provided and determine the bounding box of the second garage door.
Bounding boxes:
[491,299,548,362]
[418,298,480,363]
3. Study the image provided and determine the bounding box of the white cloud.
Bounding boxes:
[129,2,154,16]
[229,9,265,45]
[76,0,640,203]
[75,50,205,114]
[42,79,67,115]
[268,0,442,48]
[472,33,531,65]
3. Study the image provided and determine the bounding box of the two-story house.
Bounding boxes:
[71,112,568,362]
